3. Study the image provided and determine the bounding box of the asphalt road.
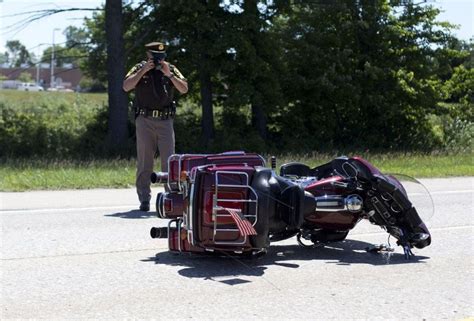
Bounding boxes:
[1,177,473,320]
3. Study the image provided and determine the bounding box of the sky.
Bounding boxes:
[0,0,473,55]
[0,0,104,54]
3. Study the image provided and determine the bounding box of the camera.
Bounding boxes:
[151,51,166,67]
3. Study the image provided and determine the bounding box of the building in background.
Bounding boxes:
[0,67,83,91]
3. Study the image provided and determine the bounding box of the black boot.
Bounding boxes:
[139,201,150,212]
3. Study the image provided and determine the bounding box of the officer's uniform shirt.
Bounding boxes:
[126,61,186,110]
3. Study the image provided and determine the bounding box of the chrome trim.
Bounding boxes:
[167,219,174,238]
[346,194,363,213]
[177,154,184,192]
[177,218,183,252]
[160,193,165,218]
[391,204,402,213]
[188,180,195,245]
[381,192,392,201]
[178,153,209,192]
[315,195,345,212]
[342,161,359,178]
[215,170,249,185]
[189,167,198,182]
[314,194,363,213]
[166,154,179,192]
[213,199,256,203]
[214,228,241,232]
[212,170,259,246]
[371,196,395,224]
[214,207,256,219]
[167,219,176,250]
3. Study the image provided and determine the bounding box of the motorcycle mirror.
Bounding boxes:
[271,156,276,170]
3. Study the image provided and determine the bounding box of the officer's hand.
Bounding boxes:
[144,58,155,72]
[161,61,172,77]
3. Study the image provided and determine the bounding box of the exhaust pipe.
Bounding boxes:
[150,227,168,239]
[151,172,168,184]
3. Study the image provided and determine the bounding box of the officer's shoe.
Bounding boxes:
[139,201,150,212]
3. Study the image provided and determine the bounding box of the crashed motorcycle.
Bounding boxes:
[149,152,431,259]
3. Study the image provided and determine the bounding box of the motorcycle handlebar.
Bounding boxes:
[151,172,169,184]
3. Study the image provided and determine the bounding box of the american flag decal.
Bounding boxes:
[225,208,257,236]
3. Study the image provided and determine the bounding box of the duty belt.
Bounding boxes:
[138,108,175,120]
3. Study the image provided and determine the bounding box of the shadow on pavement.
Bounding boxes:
[105,210,156,219]
[141,239,430,284]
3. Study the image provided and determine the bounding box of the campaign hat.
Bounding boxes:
[145,42,166,53]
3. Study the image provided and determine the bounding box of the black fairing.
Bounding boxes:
[251,168,315,238]
[362,172,432,249]
[310,156,373,181]
[300,157,431,249]
[247,168,272,248]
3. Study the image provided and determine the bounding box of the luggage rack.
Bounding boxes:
[212,171,259,245]
[167,153,209,192]
[168,218,184,252]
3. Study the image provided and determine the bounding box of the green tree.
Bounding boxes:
[74,0,470,153]
[5,40,32,67]
[82,10,107,82]
[41,45,66,67]
[64,25,89,48]
[0,52,8,65]
[218,0,286,145]
[273,0,461,150]
[41,45,86,68]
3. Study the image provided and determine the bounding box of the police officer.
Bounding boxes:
[123,42,188,211]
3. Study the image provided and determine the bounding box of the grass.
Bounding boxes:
[0,89,108,106]
[0,152,472,192]
[0,159,136,192]
[276,152,474,178]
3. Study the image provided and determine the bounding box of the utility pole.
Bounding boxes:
[34,43,48,86]
[36,45,42,85]
[36,55,40,85]
[50,28,60,88]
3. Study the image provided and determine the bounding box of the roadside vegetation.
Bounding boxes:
[0,90,472,191]
[1,151,472,192]
[1,2,472,191]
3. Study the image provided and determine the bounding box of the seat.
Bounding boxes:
[279,162,311,177]
[251,168,310,235]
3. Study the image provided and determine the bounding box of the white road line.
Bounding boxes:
[352,225,473,237]
[0,205,137,214]
[1,190,472,214]
[419,190,474,195]
[1,247,168,261]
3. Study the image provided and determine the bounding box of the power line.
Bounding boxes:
[1,7,102,37]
